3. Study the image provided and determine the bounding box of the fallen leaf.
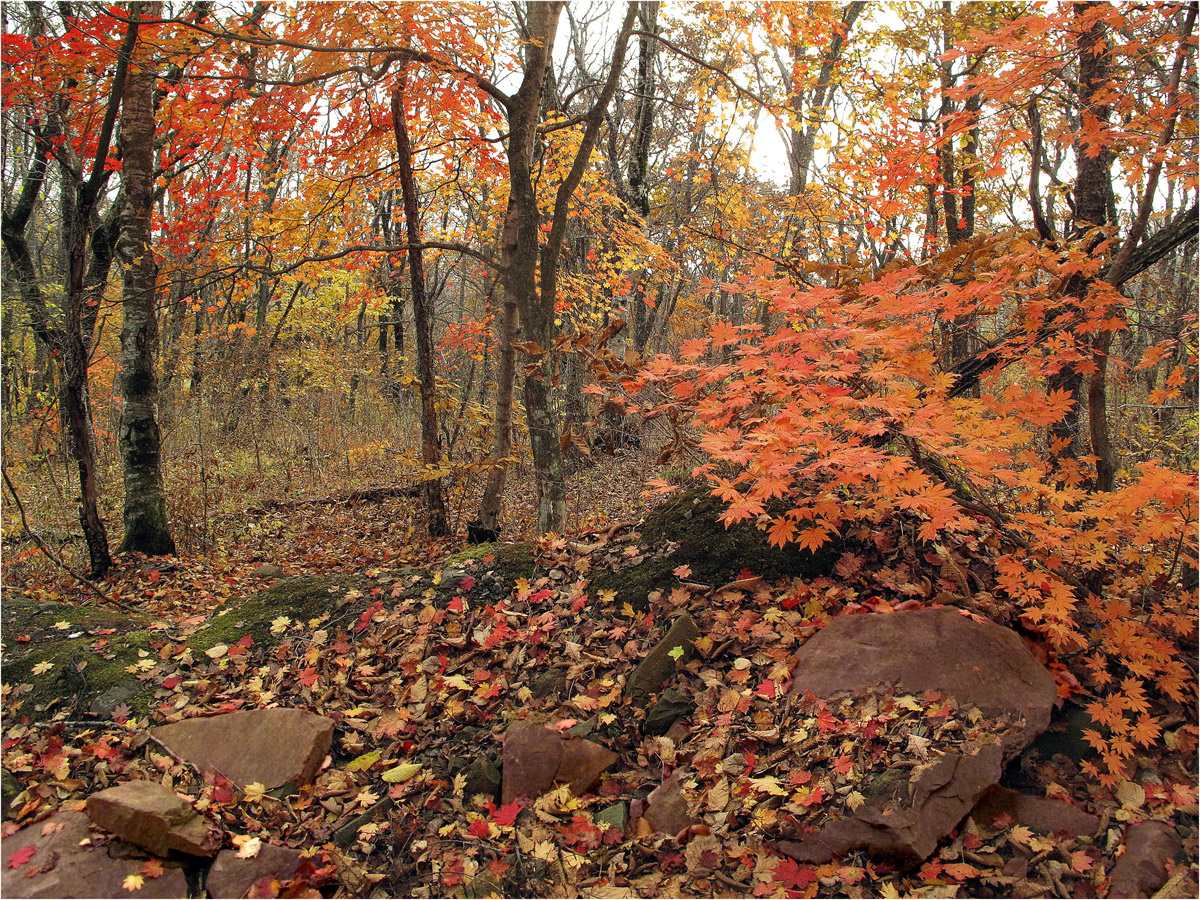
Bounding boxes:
[382,763,422,783]
[123,874,144,892]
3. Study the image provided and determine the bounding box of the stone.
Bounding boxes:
[1107,819,1182,898]
[970,785,1099,838]
[2,767,21,819]
[641,771,699,837]
[205,843,303,899]
[500,721,617,806]
[86,780,221,857]
[776,743,1005,867]
[789,607,1056,759]
[629,614,700,702]
[597,802,629,832]
[89,680,144,718]
[461,757,501,802]
[644,689,695,737]
[149,708,334,789]
[249,563,285,578]
[0,811,189,899]
[531,669,567,699]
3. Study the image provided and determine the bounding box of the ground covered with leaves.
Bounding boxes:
[2,459,1197,899]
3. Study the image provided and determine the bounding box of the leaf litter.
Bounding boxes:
[2,469,1198,898]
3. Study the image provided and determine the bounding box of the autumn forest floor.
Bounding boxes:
[1,448,1197,898]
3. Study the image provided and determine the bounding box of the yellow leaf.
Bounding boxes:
[31,661,54,676]
[122,874,145,892]
[54,621,72,630]
[242,783,267,803]
[204,644,228,659]
[269,616,291,635]
[382,763,422,784]
[846,790,866,810]
[345,750,381,773]
[236,836,262,859]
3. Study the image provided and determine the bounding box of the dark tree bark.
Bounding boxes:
[117,0,175,556]
[392,74,450,537]
[475,1,565,534]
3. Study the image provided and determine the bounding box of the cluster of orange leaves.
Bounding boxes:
[625,243,1197,789]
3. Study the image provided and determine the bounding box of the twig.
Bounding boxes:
[1,467,136,612]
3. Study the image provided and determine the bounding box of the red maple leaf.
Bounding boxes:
[771,857,817,891]
[486,800,522,826]
[7,845,35,869]
[467,818,491,838]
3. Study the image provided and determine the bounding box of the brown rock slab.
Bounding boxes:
[558,736,619,796]
[789,607,1056,758]
[777,743,1004,866]
[641,771,699,837]
[87,780,221,857]
[501,721,617,806]
[0,811,189,899]
[629,614,700,702]
[149,708,334,789]
[205,843,303,898]
[970,785,1099,838]
[1108,819,1182,898]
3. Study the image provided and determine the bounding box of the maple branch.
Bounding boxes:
[632,30,777,111]
[243,242,504,279]
[124,12,513,108]
[82,11,140,203]
[948,202,1199,399]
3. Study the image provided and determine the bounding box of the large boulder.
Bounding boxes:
[776,607,1058,865]
[0,811,189,899]
[150,708,334,789]
[789,607,1057,758]
[86,780,221,857]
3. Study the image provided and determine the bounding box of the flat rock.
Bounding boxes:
[206,843,304,899]
[970,785,1099,838]
[641,771,699,837]
[644,689,695,736]
[249,564,285,578]
[789,607,1056,759]
[777,743,1005,867]
[149,708,334,789]
[0,811,189,899]
[1107,819,1182,898]
[500,721,617,806]
[629,614,700,702]
[87,780,221,857]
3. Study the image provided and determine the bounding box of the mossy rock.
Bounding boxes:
[1,626,161,722]
[403,541,536,608]
[2,576,378,723]
[591,484,843,609]
[0,594,130,647]
[186,574,375,653]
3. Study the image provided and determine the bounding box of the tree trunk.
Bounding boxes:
[476,0,565,534]
[1055,1,1114,473]
[392,77,450,537]
[117,0,175,557]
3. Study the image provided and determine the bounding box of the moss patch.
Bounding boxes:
[186,574,374,653]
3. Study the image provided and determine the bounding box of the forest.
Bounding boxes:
[1,1,1197,898]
